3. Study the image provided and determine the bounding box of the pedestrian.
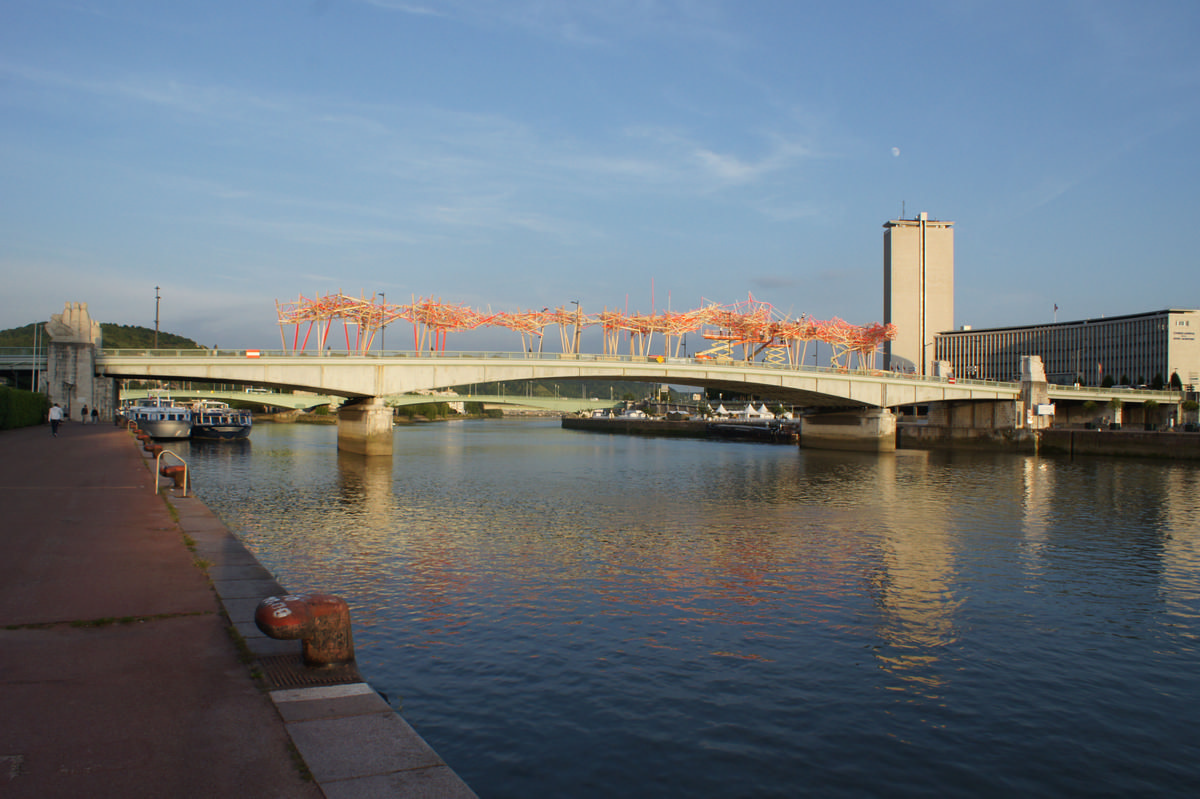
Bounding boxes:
[91,407,99,424]
[81,404,89,424]
[48,403,63,436]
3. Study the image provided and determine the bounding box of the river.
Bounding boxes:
[167,419,1200,798]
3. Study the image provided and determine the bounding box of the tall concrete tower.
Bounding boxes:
[883,212,954,375]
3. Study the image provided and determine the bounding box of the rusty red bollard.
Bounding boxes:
[254,593,355,667]
[159,464,186,488]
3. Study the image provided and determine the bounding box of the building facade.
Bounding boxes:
[883,213,954,375]
[935,309,1200,389]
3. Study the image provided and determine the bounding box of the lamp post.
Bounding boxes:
[154,286,161,349]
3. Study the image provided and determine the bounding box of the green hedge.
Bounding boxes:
[0,386,49,430]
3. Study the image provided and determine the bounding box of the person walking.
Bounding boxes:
[91,407,99,424]
[48,403,63,436]
[81,404,89,424]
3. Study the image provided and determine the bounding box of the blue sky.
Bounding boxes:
[2,0,1197,350]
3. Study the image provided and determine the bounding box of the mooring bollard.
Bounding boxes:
[254,593,355,667]
[159,463,185,488]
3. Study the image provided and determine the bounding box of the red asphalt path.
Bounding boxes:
[0,420,323,798]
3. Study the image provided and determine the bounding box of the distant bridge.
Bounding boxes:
[120,388,340,410]
[119,387,614,414]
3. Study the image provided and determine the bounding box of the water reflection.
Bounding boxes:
[175,421,1200,799]
[335,451,393,519]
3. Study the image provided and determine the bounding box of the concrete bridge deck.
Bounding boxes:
[95,349,1179,410]
[96,349,1025,408]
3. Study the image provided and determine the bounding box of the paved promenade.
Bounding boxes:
[0,420,476,798]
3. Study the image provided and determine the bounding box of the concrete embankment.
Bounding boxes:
[897,422,1039,452]
[0,421,475,798]
[1038,428,1200,459]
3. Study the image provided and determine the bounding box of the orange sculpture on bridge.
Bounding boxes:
[276,292,896,370]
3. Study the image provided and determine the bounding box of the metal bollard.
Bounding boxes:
[159,464,185,488]
[254,593,356,667]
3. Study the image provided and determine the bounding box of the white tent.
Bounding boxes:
[739,404,770,419]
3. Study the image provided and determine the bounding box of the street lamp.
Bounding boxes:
[379,292,386,353]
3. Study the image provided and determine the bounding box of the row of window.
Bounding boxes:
[935,314,1177,385]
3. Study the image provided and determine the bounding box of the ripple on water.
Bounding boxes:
[176,421,1200,798]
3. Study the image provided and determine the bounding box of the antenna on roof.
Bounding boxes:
[901,201,906,219]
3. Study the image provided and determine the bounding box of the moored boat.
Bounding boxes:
[189,400,253,440]
[705,420,799,443]
[125,393,192,439]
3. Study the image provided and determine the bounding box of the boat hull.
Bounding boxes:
[191,424,252,440]
[137,419,193,439]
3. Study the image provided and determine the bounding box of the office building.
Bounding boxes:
[883,213,954,375]
[935,309,1200,389]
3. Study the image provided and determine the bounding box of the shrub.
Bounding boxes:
[0,386,49,430]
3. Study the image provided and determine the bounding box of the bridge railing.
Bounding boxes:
[1045,383,1182,399]
[0,347,47,366]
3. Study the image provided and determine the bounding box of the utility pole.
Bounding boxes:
[154,286,161,349]
[32,320,41,393]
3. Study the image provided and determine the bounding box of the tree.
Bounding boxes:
[1101,374,1115,388]
[1170,372,1183,390]
[1137,398,1156,429]
[1151,374,1164,390]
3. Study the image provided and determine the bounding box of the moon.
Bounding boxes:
[891,147,900,157]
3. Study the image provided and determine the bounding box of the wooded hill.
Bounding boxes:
[0,322,202,349]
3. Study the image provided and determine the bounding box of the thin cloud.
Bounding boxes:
[358,0,740,49]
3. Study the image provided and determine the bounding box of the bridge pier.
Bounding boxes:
[800,408,896,452]
[337,398,393,456]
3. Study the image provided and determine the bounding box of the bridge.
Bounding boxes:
[118,386,614,415]
[35,302,1184,455]
[95,348,1023,405]
[120,387,342,410]
[85,348,1180,454]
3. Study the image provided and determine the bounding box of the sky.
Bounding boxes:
[2,0,1198,351]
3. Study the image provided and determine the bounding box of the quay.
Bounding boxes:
[0,421,475,798]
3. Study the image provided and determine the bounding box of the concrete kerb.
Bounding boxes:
[130,432,478,799]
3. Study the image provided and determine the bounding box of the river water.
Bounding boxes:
[168,419,1200,798]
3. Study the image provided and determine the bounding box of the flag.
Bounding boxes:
[1054,304,1058,312]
